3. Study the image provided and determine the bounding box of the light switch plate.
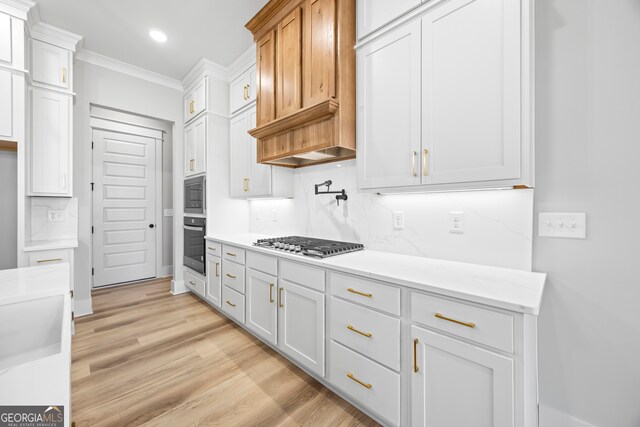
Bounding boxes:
[392,211,405,230]
[449,211,464,234]
[164,209,174,217]
[538,213,586,239]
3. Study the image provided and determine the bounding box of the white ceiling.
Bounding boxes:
[34,0,268,80]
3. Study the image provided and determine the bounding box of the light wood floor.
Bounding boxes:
[72,277,379,427]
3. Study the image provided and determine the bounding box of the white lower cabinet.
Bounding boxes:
[278,279,325,377]
[206,254,222,307]
[411,325,515,427]
[245,268,278,345]
[184,268,205,298]
[222,285,245,324]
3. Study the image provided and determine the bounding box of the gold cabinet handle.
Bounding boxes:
[188,281,197,287]
[435,313,476,328]
[413,338,419,373]
[62,67,67,83]
[226,273,236,279]
[269,283,274,303]
[226,252,236,257]
[347,325,372,338]
[190,159,195,171]
[189,99,195,114]
[37,258,63,263]
[243,178,249,192]
[215,262,220,277]
[347,372,372,389]
[347,288,372,298]
[423,149,428,176]
[278,287,284,308]
[243,84,249,100]
[226,300,236,307]
[207,246,217,252]
[412,151,418,177]
[246,84,250,99]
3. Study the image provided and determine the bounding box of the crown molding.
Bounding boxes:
[228,44,256,82]
[30,22,83,52]
[0,0,35,20]
[181,57,229,91]
[75,49,183,92]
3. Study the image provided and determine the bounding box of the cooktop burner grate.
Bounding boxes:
[254,236,364,258]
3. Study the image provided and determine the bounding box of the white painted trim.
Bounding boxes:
[30,21,83,52]
[76,49,183,91]
[89,116,164,139]
[155,137,164,283]
[0,0,35,20]
[227,44,256,82]
[539,405,597,427]
[181,57,228,90]
[171,279,190,295]
[74,297,93,317]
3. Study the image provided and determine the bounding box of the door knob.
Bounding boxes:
[149,224,155,228]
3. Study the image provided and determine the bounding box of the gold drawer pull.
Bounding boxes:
[226,273,236,279]
[347,372,372,389]
[413,338,419,373]
[215,262,220,277]
[226,252,236,257]
[347,288,372,298]
[226,300,236,307]
[347,325,372,338]
[37,258,63,263]
[207,247,217,251]
[270,283,275,303]
[435,313,476,328]
[188,281,197,287]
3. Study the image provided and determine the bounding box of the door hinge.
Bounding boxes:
[90,182,94,191]
[92,268,94,276]
[91,226,94,234]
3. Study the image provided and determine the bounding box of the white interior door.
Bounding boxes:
[92,129,157,287]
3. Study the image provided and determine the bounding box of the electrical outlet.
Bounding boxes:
[47,210,65,222]
[538,213,586,239]
[392,211,405,230]
[271,209,278,222]
[449,211,464,234]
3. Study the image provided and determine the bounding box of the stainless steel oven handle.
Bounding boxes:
[183,225,205,231]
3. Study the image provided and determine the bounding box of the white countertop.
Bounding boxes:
[207,233,547,315]
[23,238,78,252]
[0,265,71,426]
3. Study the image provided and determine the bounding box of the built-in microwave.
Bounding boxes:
[184,176,205,215]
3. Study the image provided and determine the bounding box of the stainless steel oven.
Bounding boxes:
[184,176,205,215]
[183,216,206,275]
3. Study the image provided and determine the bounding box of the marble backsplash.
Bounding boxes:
[29,197,78,242]
[249,160,534,271]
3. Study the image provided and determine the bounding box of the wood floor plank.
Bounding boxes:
[72,278,380,427]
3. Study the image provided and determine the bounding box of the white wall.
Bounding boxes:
[250,160,534,271]
[535,0,640,426]
[73,60,184,310]
[0,150,17,270]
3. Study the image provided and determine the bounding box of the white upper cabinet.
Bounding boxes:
[184,77,207,123]
[31,39,72,90]
[421,0,521,185]
[0,70,15,139]
[0,12,11,64]
[184,114,206,177]
[357,0,421,39]
[356,0,532,192]
[29,88,72,196]
[0,12,25,69]
[411,325,514,427]
[230,64,257,115]
[230,106,292,198]
[357,20,422,189]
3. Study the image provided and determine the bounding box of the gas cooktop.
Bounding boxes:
[254,236,364,258]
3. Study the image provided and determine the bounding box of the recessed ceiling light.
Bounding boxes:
[148,28,168,43]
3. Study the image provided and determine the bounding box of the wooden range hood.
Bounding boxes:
[246,0,356,168]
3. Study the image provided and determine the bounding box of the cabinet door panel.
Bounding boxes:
[246,268,278,345]
[278,279,325,377]
[277,8,302,117]
[422,0,521,184]
[357,20,422,189]
[0,13,11,64]
[303,0,336,105]
[257,30,276,126]
[411,325,514,427]
[247,108,272,196]
[30,89,71,195]
[32,40,70,89]
[0,70,12,138]
[357,0,421,39]
[206,255,222,307]
[230,112,251,196]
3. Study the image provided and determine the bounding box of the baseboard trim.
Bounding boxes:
[74,297,93,317]
[171,279,190,295]
[540,404,597,427]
